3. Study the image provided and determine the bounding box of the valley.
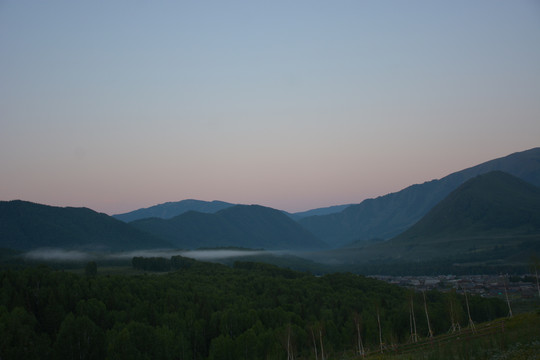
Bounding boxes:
[1,147,540,359]
[3,1,539,357]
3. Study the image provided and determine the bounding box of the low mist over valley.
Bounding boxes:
[2,147,540,275]
[2,2,540,358]
[22,248,272,263]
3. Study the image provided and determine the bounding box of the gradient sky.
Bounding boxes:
[1,1,540,215]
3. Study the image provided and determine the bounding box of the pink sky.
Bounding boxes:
[1,1,539,214]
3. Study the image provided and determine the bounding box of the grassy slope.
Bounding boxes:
[365,311,540,360]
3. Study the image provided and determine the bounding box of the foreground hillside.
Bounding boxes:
[365,312,540,360]
[299,147,540,247]
[131,204,327,250]
[0,261,509,360]
[0,200,171,251]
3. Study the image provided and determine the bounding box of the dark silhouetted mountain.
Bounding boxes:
[394,171,540,241]
[316,171,540,264]
[299,147,540,247]
[0,200,172,251]
[113,199,235,222]
[131,204,327,250]
[287,204,353,220]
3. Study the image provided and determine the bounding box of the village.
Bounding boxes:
[369,274,540,299]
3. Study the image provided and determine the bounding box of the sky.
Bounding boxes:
[1,1,540,215]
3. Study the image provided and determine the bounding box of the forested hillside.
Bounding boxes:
[131,205,326,250]
[0,261,506,360]
[393,171,540,241]
[0,200,171,251]
[299,147,540,247]
[309,172,540,267]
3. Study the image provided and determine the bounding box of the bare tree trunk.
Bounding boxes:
[503,275,513,318]
[377,308,383,353]
[354,313,365,357]
[423,291,433,338]
[536,266,540,299]
[410,296,418,342]
[504,285,513,318]
[409,307,413,340]
[319,329,325,360]
[463,287,476,333]
[287,325,292,360]
[449,298,460,333]
[310,326,318,360]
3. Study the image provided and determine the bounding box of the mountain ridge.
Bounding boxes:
[0,200,172,251]
[113,199,235,222]
[312,171,540,265]
[392,171,540,242]
[130,204,327,250]
[115,199,351,223]
[299,147,540,247]
[286,204,353,220]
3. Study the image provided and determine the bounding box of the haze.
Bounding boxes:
[24,248,269,263]
[1,1,539,215]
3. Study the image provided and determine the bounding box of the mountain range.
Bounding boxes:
[286,204,353,220]
[0,200,172,251]
[299,147,540,247]
[113,199,235,222]
[130,205,327,250]
[1,147,539,262]
[113,199,351,222]
[313,171,540,264]
[393,171,540,241]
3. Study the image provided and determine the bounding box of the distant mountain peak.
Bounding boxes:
[299,147,540,247]
[318,170,540,264]
[130,204,327,250]
[0,200,172,251]
[395,170,540,241]
[113,199,235,222]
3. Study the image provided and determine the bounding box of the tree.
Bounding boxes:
[106,327,140,360]
[85,261,97,277]
[0,306,50,360]
[531,254,540,299]
[76,298,107,328]
[106,322,161,360]
[208,334,235,360]
[54,313,105,360]
[235,328,258,360]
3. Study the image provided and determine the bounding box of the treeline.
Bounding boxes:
[132,255,197,272]
[342,260,530,276]
[0,260,507,360]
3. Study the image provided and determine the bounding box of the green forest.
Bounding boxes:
[0,258,510,360]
